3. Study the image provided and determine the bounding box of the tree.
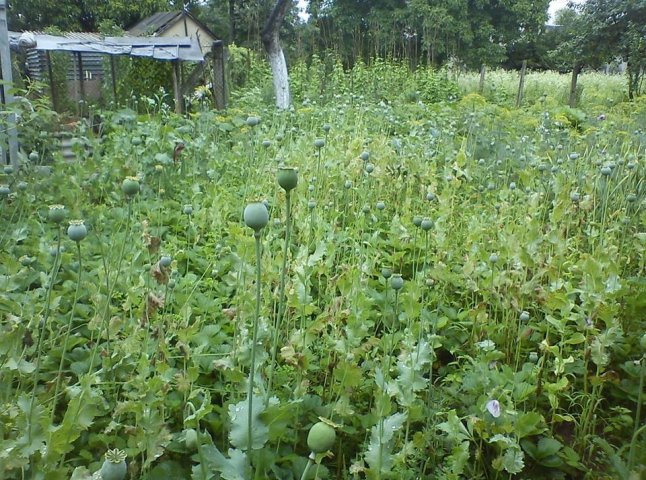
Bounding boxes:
[549,0,646,103]
[8,0,172,32]
[578,0,646,100]
[261,0,293,109]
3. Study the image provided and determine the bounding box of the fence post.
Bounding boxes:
[0,0,18,166]
[516,60,527,108]
[211,40,227,110]
[478,64,486,94]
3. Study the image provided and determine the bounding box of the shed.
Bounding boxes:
[9,31,205,113]
[127,11,218,56]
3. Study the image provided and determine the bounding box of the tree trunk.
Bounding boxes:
[261,0,292,109]
[228,0,236,43]
[569,62,582,107]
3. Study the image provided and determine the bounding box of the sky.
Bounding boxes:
[549,0,571,21]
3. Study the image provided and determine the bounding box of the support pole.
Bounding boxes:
[76,52,85,115]
[211,40,227,110]
[46,51,58,111]
[110,56,118,105]
[0,0,19,166]
[171,60,184,114]
[516,59,527,108]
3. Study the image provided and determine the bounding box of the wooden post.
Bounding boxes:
[516,59,527,108]
[569,63,581,107]
[76,52,85,115]
[46,51,59,111]
[211,40,227,110]
[0,0,18,166]
[171,60,184,114]
[478,64,486,94]
[110,56,118,105]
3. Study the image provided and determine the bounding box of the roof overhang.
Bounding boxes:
[9,31,204,62]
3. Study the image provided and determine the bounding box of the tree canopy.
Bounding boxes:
[8,0,646,99]
[8,0,176,32]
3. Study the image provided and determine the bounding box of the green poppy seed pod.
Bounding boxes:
[520,311,530,322]
[100,449,127,480]
[307,422,336,454]
[381,268,392,279]
[4,165,14,174]
[627,193,637,203]
[246,116,260,127]
[489,253,499,264]
[183,204,193,215]
[48,205,67,224]
[413,216,422,227]
[131,137,142,146]
[426,192,436,201]
[17,181,28,191]
[376,201,385,211]
[323,123,331,133]
[344,180,352,189]
[160,255,172,268]
[184,428,198,450]
[420,218,433,231]
[365,163,374,174]
[67,220,87,242]
[243,202,269,232]
[308,200,316,210]
[528,352,539,363]
[570,192,580,202]
[360,151,370,161]
[362,204,370,214]
[29,151,39,162]
[262,139,271,148]
[314,138,325,149]
[0,185,9,196]
[277,167,298,192]
[19,255,33,267]
[390,274,404,290]
[121,177,140,197]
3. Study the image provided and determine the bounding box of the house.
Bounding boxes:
[127,11,218,56]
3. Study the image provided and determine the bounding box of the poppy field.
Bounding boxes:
[1,77,645,479]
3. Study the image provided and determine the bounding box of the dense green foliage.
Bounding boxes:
[1,67,645,478]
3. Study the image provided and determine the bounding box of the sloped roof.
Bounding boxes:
[9,31,204,61]
[127,11,218,40]
[128,12,183,36]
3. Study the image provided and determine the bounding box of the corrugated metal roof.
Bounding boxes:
[9,31,204,61]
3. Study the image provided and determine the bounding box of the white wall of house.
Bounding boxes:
[162,18,215,55]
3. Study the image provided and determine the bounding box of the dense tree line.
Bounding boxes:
[8,0,646,99]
